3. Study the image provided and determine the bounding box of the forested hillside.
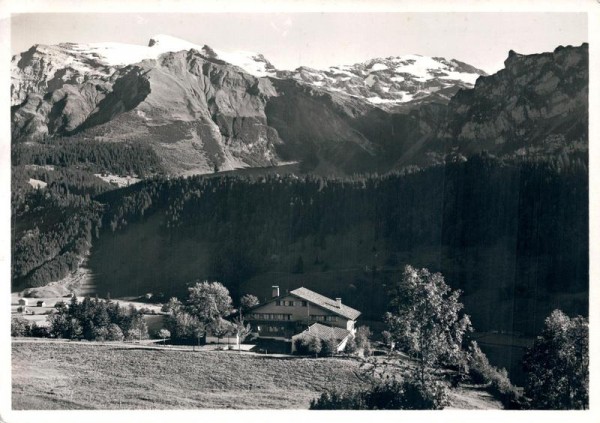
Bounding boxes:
[62,152,586,336]
[10,43,588,339]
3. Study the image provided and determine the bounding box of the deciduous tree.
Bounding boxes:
[239,294,259,315]
[384,265,472,383]
[523,309,588,409]
[157,328,171,345]
[187,281,234,327]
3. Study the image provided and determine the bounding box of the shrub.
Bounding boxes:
[307,336,322,357]
[321,337,338,357]
[107,324,124,341]
[93,326,109,341]
[468,341,523,409]
[355,326,373,357]
[381,330,392,347]
[310,389,365,410]
[344,337,358,354]
[294,335,311,355]
[310,377,448,410]
[30,323,50,338]
[11,317,30,337]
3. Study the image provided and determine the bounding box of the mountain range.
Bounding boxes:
[13,35,586,177]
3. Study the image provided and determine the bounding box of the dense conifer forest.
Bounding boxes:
[11,145,587,337]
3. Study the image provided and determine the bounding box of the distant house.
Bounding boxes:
[36,301,46,307]
[18,298,28,306]
[291,323,354,353]
[246,286,361,350]
[205,331,240,347]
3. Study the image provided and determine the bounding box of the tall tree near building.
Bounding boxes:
[384,265,472,383]
[186,281,235,327]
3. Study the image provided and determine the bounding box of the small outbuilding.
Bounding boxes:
[291,323,353,353]
[36,300,46,307]
[18,298,28,306]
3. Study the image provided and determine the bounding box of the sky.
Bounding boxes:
[11,13,587,74]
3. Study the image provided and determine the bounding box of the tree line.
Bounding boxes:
[12,138,164,177]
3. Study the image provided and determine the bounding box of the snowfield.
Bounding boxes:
[70,34,276,77]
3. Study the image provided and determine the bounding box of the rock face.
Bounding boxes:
[12,48,283,174]
[437,44,588,155]
[11,36,588,175]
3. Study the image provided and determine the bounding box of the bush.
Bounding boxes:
[310,389,365,410]
[11,317,30,337]
[294,335,311,355]
[307,336,322,357]
[93,326,109,341]
[321,337,338,357]
[107,324,124,341]
[310,377,448,410]
[344,337,358,354]
[355,326,372,357]
[30,323,51,338]
[468,341,522,409]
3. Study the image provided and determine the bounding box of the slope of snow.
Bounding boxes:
[281,53,486,109]
[67,34,275,77]
[370,63,389,71]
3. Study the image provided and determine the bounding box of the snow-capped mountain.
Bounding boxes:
[11,35,586,177]
[278,55,487,110]
[11,34,277,106]
[12,34,485,110]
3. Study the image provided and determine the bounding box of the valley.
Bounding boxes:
[10,34,589,403]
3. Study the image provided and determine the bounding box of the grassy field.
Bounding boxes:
[12,340,369,409]
[12,340,502,410]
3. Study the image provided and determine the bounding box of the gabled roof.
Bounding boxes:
[296,323,351,342]
[290,287,361,320]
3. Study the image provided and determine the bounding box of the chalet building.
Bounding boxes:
[18,298,28,306]
[246,286,361,348]
[36,301,46,307]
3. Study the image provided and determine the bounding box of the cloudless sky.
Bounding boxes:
[11,13,587,73]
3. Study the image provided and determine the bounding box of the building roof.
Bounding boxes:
[295,323,351,342]
[290,287,361,320]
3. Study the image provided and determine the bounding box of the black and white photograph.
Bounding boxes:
[1,1,598,421]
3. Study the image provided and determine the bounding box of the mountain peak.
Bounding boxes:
[147,34,199,51]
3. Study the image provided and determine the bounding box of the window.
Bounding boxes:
[288,300,295,307]
[276,300,281,306]
[302,301,308,307]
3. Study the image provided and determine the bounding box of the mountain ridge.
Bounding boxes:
[11,37,588,176]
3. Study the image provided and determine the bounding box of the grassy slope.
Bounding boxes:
[12,340,502,410]
[12,341,367,410]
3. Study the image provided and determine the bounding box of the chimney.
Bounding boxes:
[336,298,342,308]
[272,286,280,298]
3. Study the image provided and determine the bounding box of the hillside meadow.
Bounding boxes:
[12,340,501,410]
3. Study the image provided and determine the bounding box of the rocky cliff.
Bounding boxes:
[438,44,588,155]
